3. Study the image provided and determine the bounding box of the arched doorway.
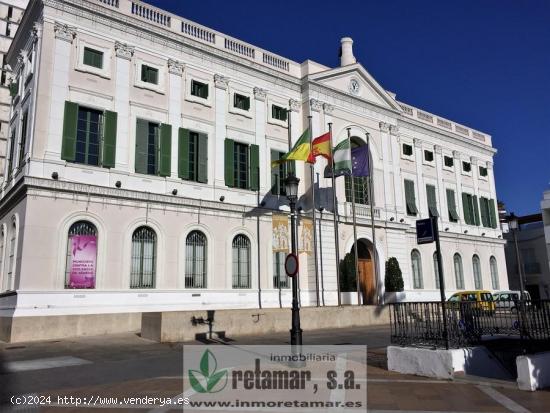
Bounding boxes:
[351,238,376,304]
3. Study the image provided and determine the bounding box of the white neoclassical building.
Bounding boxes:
[0,0,508,341]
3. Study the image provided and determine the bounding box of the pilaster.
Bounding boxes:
[379,122,393,211]
[253,87,267,192]
[389,125,404,217]
[414,138,427,218]
[434,145,448,222]
[214,74,229,186]
[114,42,134,170]
[168,59,184,178]
[453,150,464,225]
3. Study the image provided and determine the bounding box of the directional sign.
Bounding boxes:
[285,253,299,277]
[416,218,435,244]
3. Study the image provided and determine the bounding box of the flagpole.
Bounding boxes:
[367,132,378,304]
[308,115,320,307]
[348,128,361,306]
[328,123,342,306]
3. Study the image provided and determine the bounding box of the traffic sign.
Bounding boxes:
[285,253,299,277]
[416,218,435,244]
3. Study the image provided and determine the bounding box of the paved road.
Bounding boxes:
[0,325,549,412]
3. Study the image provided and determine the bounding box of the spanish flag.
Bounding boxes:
[307,132,331,163]
[271,128,312,167]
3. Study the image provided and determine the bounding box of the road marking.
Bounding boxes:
[476,385,531,413]
[5,356,92,372]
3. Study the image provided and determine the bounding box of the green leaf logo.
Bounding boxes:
[189,350,228,393]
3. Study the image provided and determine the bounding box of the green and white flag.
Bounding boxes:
[333,139,352,176]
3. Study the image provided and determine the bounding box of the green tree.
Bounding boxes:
[339,252,357,292]
[384,257,404,292]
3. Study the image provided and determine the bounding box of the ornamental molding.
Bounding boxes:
[309,98,323,112]
[486,161,493,169]
[413,138,423,148]
[434,145,442,154]
[253,87,267,101]
[470,157,478,166]
[167,59,185,76]
[54,22,76,43]
[379,122,390,132]
[389,125,399,135]
[453,150,461,159]
[323,103,334,114]
[289,99,300,112]
[214,74,229,90]
[114,41,135,60]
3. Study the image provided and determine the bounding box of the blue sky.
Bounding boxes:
[149,0,550,216]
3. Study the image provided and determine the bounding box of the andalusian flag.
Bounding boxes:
[271,128,312,167]
[307,132,331,163]
[332,139,352,176]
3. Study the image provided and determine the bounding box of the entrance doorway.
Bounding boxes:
[352,239,376,304]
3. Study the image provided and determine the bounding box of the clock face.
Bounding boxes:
[349,79,360,95]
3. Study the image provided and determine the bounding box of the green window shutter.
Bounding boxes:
[249,144,260,191]
[446,189,459,221]
[472,195,480,226]
[197,133,208,183]
[159,123,172,177]
[271,149,279,195]
[404,180,418,215]
[61,101,78,161]
[224,138,234,187]
[479,197,489,227]
[102,110,117,168]
[426,184,439,217]
[462,193,471,225]
[178,128,190,180]
[135,119,149,174]
[489,199,498,229]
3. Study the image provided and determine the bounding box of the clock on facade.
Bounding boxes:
[349,79,360,95]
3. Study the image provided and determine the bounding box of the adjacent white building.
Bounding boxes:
[0,0,508,341]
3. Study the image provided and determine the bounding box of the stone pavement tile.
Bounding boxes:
[496,386,550,412]
[367,382,507,412]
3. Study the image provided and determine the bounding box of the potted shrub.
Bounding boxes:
[384,257,405,303]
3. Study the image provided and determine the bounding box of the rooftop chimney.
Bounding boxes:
[340,37,356,66]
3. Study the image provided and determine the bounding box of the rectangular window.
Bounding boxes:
[234,142,249,189]
[479,166,488,177]
[7,129,15,178]
[191,80,208,99]
[426,184,439,217]
[462,161,471,173]
[141,64,158,85]
[345,176,369,205]
[271,150,287,196]
[424,150,434,162]
[273,252,290,289]
[462,193,480,226]
[146,122,159,175]
[18,111,28,166]
[75,107,103,166]
[404,179,418,216]
[233,93,250,111]
[272,105,287,122]
[8,6,13,20]
[444,156,454,168]
[446,188,459,222]
[402,143,413,156]
[479,197,497,228]
[83,47,103,69]
[135,119,171,177]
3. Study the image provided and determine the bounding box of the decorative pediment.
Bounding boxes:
[308,63,402,112]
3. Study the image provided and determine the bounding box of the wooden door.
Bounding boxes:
[358,258,376,304]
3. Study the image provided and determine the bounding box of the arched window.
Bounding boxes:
[490,256,499,290]
[6,220,16,291]
[131,226,157,289]
[472,254,482,290]
[433,252,440,289]
[454,253,464,290]
[344,137,371,205]
[65,220,97,289]
[185,230,207,288]
[232,234,251,289]
[411,249,423,289]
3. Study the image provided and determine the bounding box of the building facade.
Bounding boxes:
[0,0,508,340]
[0,0,28,179]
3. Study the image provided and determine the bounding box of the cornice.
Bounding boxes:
[43,0,302,93]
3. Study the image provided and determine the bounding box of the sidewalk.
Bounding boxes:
[1,326,549,412]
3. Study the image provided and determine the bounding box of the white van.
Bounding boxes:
[492,290,531,312]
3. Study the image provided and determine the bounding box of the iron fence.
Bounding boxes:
[390,300,550,349]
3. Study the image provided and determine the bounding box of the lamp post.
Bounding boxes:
[285,173,303,347]
[509,213,525,296]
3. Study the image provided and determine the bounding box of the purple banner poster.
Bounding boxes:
[68,235,97,288]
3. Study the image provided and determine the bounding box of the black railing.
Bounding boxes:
[390,300,550,349]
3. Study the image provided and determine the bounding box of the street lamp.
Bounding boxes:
[285,173,303,347]
[509,213,525,297]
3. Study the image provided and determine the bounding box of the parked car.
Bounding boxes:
[447,290,496,314]
[493,290,531,313]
